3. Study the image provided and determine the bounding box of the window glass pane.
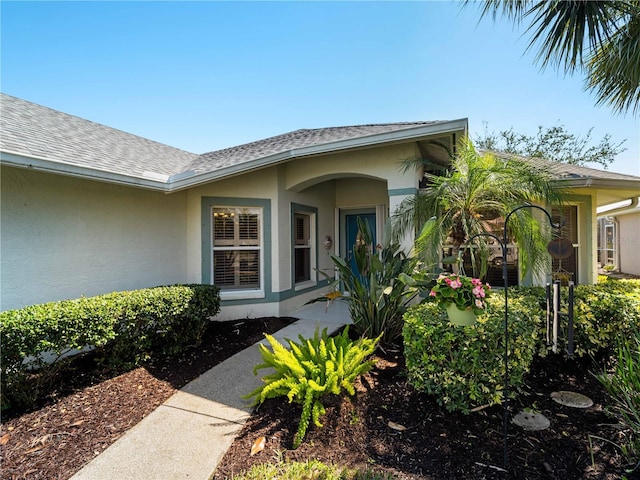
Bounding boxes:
[295,248,310,282]
[212,207,261,290]
[213,211,235,246]
[293,212,312,284]
[238,250,260,287]
[239,213,259,242]
[294,214,309,246]
[213,250,237,288]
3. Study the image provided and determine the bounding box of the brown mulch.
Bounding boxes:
[214,349,632,480]
[1,318,633,480]
[0,317,295,480]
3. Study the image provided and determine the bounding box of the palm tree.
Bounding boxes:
[392,139,565,280]
[469,0,640,114]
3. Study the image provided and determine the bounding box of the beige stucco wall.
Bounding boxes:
[618,212,640,276]
[1,167,188,311]
[285,143,420,192]
[185,144,416,319]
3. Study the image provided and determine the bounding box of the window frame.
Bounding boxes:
[201,198,270,301]
[291,203,318,291]
[212,206,262,294]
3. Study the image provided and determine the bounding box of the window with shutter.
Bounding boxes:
[212,207,262,290]
[293,210,315,286]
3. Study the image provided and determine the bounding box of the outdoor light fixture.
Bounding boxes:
[323,236,333,250]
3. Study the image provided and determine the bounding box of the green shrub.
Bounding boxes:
[597,325,640,470]
[403,295,538,413]
[509,280,640,357]
[103,284,221,367]
[245,327,379,448]
[0,284,220,410]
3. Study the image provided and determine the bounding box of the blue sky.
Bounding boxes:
[2,1,638,175]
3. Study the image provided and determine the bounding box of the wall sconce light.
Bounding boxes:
[323,235,333,250]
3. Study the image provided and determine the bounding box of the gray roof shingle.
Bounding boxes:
[2,93,637,189]
[188,122,444,173]
[0,94,197,178]
[487,149,640,182]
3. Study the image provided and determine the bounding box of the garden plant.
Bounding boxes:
[313,218,427,344]
[245,326,380,448]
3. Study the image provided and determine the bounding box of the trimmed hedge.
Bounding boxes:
[0,284,220,410]
[403,294,539,413]
[510,279,640,358]
[403,279,640,413]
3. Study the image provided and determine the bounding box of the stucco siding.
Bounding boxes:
[284,143,420,192]
[618,213,640,276]
[335,178,388,208]
[1,167,188,311]
[185,168,279,286]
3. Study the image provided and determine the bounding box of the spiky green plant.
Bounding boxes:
[597,326,640,471]
[245,327,379,448]
[309,218,425,345]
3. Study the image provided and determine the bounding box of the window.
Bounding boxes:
[294,213,311,283]
[291,205,317,289]
[552,206,579,284]
[212,207,262,291]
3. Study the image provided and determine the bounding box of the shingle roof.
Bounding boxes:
[188,122,444,174]
[0,93,197,178]
[2,93,637,191]
[487,149,640,183]
[1,94,453,181]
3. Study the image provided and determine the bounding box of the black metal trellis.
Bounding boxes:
[463,204,561,471]
[546,280,575,358]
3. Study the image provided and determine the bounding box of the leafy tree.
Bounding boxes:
[468,0,640,115]
[475,123,626,169]
[393,138,565,279]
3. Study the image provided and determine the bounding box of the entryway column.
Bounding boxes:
[388,187,418,254]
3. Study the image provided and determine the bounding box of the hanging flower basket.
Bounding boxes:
[429,274,491,327]
[445,303,478,326]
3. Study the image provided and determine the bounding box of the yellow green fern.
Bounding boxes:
[244,326,379,448]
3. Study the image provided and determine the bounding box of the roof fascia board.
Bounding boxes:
[1,151,169,192]
[290,119,469,157]
[168,119,469,192]
[554,178,640,190]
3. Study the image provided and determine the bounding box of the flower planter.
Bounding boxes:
[446,304,477,326]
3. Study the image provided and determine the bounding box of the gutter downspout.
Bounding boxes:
[598,197,639,217]
[602,197,639,273]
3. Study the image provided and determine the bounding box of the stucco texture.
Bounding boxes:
[1,167,188,311]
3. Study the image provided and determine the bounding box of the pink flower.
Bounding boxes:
[472,286,486,298]
[471,278,482,286]
[429,290,437,297]
[475,299,484,309]
[449,279,463,289]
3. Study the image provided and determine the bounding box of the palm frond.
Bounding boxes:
[587,7,640,114]
[524,1,617,73]
[471,0,533,22]
[391,137,565,279]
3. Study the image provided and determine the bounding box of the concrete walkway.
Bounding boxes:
[70,301,351,480]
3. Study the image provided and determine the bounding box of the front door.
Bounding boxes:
[345,212,376,281]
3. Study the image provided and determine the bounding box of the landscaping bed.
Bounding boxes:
[0,317,629,480]
[215,348,626,480]
[0,317,294,480]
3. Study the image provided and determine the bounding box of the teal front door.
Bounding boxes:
[345,213,376,280]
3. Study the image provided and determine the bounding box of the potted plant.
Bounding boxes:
[429,274,491,326]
